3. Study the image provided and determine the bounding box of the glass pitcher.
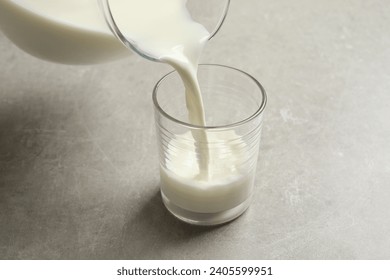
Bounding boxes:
[0,0,230,65]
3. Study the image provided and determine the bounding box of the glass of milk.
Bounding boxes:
[153,64,267,225]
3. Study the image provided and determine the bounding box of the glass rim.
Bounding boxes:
[152,64,267,131]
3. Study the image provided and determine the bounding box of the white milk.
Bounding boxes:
[0,0,128,64]
[107,0,209,123]
[107,0,212,176]
[160,131,255,213]
[11,0,107,30]
[110,0,253,214]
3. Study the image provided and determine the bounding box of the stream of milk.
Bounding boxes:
[106,0,212,177]
[107,0,254,214]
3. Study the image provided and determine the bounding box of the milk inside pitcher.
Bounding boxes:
[0,0,230,65]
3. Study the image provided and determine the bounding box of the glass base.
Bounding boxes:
[161,191,251,226]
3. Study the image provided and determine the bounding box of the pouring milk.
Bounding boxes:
[99,0,253,215]
[104,0,254,214]
[1,0,253,216]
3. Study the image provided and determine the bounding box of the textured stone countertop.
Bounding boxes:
[1,0,389,259]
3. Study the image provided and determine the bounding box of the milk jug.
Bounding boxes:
[0,0,229,64]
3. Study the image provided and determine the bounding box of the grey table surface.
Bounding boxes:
[1,0,389,259]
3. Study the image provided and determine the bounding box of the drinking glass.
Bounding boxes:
[153,64,267,225]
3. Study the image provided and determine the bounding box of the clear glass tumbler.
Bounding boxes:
[153,64,267,225]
